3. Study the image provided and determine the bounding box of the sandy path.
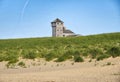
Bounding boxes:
[0,57,120,82]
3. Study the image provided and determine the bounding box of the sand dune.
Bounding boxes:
[0,57,120,82]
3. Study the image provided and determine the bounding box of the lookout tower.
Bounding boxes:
[51,18,64,37]
[51,18,76,37]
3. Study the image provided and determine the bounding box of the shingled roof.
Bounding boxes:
[51,18,64,23]
[63,29,74,33]
[63,27,74,34]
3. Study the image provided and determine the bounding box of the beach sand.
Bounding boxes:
[0,57,120,82]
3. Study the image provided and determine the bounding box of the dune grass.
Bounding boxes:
[0,32,120,67]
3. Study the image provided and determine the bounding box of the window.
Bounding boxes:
[57,22,61,25]
[52,23,56,26]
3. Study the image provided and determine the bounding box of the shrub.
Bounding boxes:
[22,50,36,59]
[97,54,110,61]
[107,46,120,58]
[74,56,84,62]
[82,52,88,57]
[89,59,92,62]
[64,49,75,56]
[106,62,111,65]
[6,60,18,68]
[56,56,66,62]
[55,50,74,62]
[38,48,49,58]
[6,63,16,68]
[0,54,5,62]
[44,49,65,61]
[8,58,19,64]
[88,48,103,59]
[55,49,82,62]
[44,52,56,61]
[18,61,26,67]
[3,50,19,62]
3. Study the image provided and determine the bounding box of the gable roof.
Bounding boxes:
[63,29,74,34]
[51,18,64,23]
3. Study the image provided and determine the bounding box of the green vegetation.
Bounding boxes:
[21,50,37,59]
[107,46,120,58]
[106,62,111,65]
[113,72,120,76]
[97,54,110,61]
[74,56,84,62]
[18,61,26,68]
[0,32,120,66]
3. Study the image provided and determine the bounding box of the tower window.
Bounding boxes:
[57,22,61,25]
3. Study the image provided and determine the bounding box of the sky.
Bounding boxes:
[0,0,120,39]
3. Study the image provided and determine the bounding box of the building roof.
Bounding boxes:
[51,18,64,23]
[63,29,74,34]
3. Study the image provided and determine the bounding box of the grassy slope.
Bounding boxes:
[0,32,120,66]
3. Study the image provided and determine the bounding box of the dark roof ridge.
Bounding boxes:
[52,18,64,23]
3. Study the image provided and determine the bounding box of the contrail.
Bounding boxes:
[20,0,30,22]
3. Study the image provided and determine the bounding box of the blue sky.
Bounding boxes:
[0,0,120,39]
